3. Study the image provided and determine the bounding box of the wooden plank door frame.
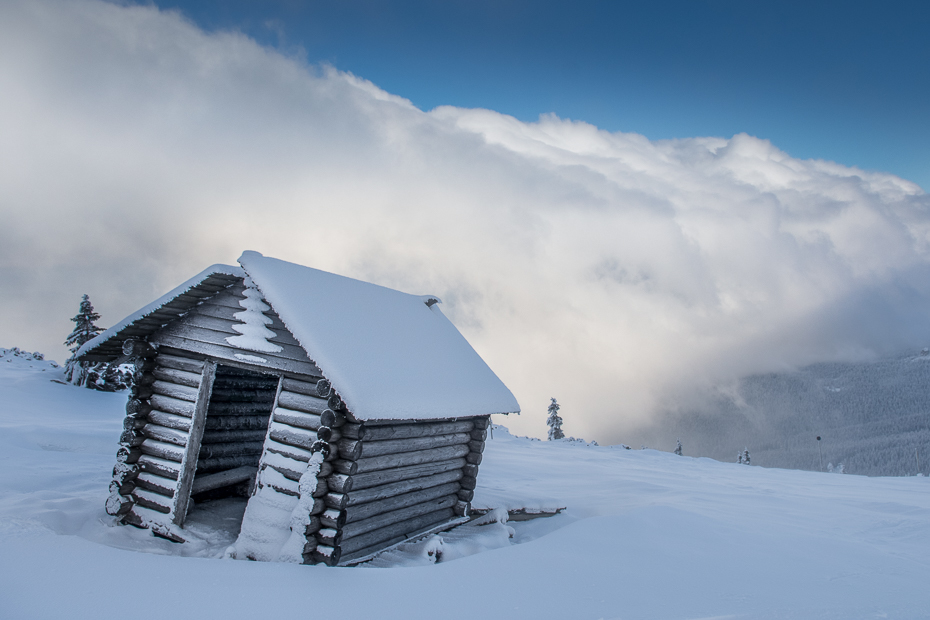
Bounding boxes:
[172,360,217,526]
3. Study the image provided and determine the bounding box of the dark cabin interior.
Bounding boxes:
[189,365,277,506]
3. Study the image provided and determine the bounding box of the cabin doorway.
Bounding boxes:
[183,364,278,539]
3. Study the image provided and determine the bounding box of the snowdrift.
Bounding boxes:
[1,347,929,619]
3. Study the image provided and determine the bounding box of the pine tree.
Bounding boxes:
[737,451,744,464]
[742,448,751,465]
[546,398,564,440]
[62,296,131,391]
[64,295,104,386]
[674,438,683,456]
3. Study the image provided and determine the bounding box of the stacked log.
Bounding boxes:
[147,282,323,377]
[125,351,211,520]
[457,415,490,510]
[251,375,345,565]
[194,365,278,477]
[307,415,490,565]
[105,340,157,519]
[106,320,496,567]
[115,351,285,531]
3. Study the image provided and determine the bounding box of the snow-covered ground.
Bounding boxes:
[1,347,929,619]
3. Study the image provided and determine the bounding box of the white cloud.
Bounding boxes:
[2,0,929,441]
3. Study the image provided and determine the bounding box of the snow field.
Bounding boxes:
[1,351,929,619]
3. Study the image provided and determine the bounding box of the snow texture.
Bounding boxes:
[76,264,245,359]
[225,277,283,354]
[363,519,515,568]
[229,451,323,563]
[3,356,930,618]
[238,251,520,420]
[0,347,57,371]
[227,466,300,562]
[234,353,268,364]
[276,453,324,563]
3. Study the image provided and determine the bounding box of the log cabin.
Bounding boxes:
[78,251,520,565]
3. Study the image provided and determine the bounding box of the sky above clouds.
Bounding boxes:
[156,0,930,191]
[1,0,929,442]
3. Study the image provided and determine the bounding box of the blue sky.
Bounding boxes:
[154,0,930,190]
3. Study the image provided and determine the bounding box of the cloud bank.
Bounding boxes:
[2,0,929,441]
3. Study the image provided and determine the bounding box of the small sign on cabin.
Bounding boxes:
[78,251,520,565]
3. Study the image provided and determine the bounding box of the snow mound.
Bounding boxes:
[0,347,61,373]
[363,519,516,568]
[2,354,930,619]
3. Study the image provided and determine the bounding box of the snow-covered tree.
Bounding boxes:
[64,294,104,386]
[63,295,129,390]
[674,438,683,456]
[741,448,751,465]
[546,398,564,440]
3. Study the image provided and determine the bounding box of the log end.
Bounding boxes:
[123,339,157,359]
[116,446,142,464]
[310,545,341,566]
[317,425,333,442]
[327,393,344,411]
[453,500,471,517]
[105,492,133,516]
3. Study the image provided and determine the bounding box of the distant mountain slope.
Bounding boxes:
[644,350,930,476]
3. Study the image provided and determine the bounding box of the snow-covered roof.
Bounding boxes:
[77,253,519,421]
[238,251,519,420]
[77,264,245,361]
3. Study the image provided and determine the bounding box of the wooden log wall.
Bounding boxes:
[194,365,278,479]
[307,414,492,566]
[147,280,324,378]
[106,339,155,519]
[252,375,345,564]
[106,348,214,526]
[106,276,323,531]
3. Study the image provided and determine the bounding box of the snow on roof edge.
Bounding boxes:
[237,251,521,420]
[236,252,345,407]
[76,264,245,359]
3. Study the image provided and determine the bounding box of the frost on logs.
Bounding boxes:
[225,277,283,354]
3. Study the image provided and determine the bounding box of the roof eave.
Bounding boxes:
[76,264,245,362]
